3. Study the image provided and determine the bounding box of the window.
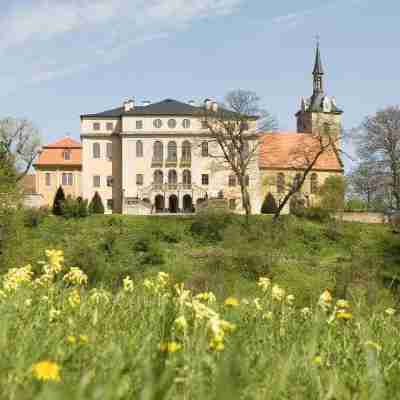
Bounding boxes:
[93,142,100,159]
[93,122,100,131]
[154,170,163,185]
[62,173,73,186]
[63,150,71,160]
[153,119,162,128]
[136,174,144,186]
[229,175,236,187]
[107,199,113,210]
[136,140,143,157]
[293,173,302,190]
[153,141,163,161]
[107,176,113,187]
[182,119,191,129]
[45,173,51,186]
[168,119,177,129]
[167,141,177,161]
[229,199,237,210]
[183,170,191,185]
[310,173,318,194]
[245,175,250,187]
[136,120,143,129]
[201,174,209,185]
[201,141,209,157]
[202,120,208,129]
[106,143,112,160]
[93,175,101,187]
[106,122,113,131]
[182,141,191,161]
[277,173,285,194]
[168,169,177,185]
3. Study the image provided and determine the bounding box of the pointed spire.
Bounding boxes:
[312,36,324,94]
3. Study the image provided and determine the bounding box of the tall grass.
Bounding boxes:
[0,250,399,399]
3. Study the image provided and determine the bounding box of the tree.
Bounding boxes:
[52,186,66,216]
[318,175,346,212]
[355,106,400,209]
[202,90,276,217]
[269,120,343,221]
[261,193,278,214]
[0,117,41,181]
[89,192,105,214]
[347,162,381,208]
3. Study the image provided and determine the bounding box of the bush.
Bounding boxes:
[261,193,278,214]
[319,175,346,212]
[190,209,235,242]
[62,196,88,219]
[23,207,49,228]
[52,186,65,216]
[89,192,105,214]
[302,207,331,222]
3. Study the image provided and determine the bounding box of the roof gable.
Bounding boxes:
[45,137,82,148]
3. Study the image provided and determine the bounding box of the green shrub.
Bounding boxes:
[23,207,49,228]
[62,196,88,218]
[261,193,278,214]
[89,192,105,214]
[319,175,346,212]
[190,209,234,242]
[52,186,65,215]
[303,207,331,222]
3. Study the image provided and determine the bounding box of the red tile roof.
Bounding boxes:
[34,137,82,167]
[258,132,343,171]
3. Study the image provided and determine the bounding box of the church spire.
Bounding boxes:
[312,38,324,94]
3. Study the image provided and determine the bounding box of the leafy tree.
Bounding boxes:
[319,176,346,212]
[62,196,88,219]
[52,186,66,216]
[89,192,105,214]
[261,193,278,214]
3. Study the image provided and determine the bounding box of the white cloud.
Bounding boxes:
[0,0,242,91]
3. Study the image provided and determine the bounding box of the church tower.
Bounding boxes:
[296,42,343,136]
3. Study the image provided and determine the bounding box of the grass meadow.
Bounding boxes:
[1,212,400,399]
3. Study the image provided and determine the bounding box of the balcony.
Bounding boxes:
[151,183,193,192]
[165,158,178,167]
[151,158,163,168]
[180,158,191,168]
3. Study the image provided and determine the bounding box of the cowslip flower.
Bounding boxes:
[49,308,61,322]
[224,297,240,307]
[42,250,64,275]
[385,308,396,316]
[3,265,34,291]
[286,294,295,306]
[79,335,89,344]
[159,341,182,353]
[123,276,134,293]
[271,285,285,301]
[318,290,332,310]
[300,307,312,318]
[174,315,188,331]
[195,292,216,304]
[336,299,350,309]
[257,277,271,292]
[32,361,61,382]
[67,335,77,344]
[63,267,88,286]
[68,289,81,308]
[336,310,352,321]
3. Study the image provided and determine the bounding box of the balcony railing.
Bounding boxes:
[152,158,163,167]
[180,158,191,168]
[165,159,178,167]
[151,183,193,192]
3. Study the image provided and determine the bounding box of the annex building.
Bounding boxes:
[32,44,343,214]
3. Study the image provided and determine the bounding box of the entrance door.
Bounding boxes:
[169,195,178,213]
[183,194,193,213]
[155,195,165,213]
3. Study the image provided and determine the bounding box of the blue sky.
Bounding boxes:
[0,0,399,172]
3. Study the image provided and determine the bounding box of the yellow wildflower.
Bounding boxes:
[209,338,225,352]
[313,356,322,366]
[318,290,332,310]
[336,299,350,309]
[49,308,61,322]
[224,297,240,307]
[262,311,273,320]
[157,272,170,286]
[174,315,188,331]
[300,307,312,318]
[336,310,352,321]
[123,276,134,293]
[43,250,64,274]
[63,267,88,286]
[79,335,89,344]
[286,294,295,306]
[271,285,285,301]
[159,341,182,353]
[3,265,34,291]
[32,360,61,382]
[25,299,32,307]
[385,308,396,316]
[195,292,216,304]
[68,289,81,308]
[257,277,271,292]
[34,273,54,288]
[67,335,77,344]
[253,298,262,311]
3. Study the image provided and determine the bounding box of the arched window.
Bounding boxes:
[168,169,177,185]
[277,173,285,194]
[182,119,191,129]
[293,173,302,190]
[63,150,71,160]
[167,141,177,161]
[310,173,318,194]
[201,141,208,157]
[182,141,191,161]
[93,142,100,158]
[154,170,163,185]
[153,141,163,161]
[136,141,143,157]
[183,170,191,186]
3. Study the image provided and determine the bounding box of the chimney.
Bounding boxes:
[143,100,151,107]
[204,98,213,110]
[211,101,218,112]
[124,99,134,112]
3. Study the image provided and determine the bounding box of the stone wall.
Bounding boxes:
[336,212,388,224]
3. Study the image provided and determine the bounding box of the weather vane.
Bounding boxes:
[315,34,320,46]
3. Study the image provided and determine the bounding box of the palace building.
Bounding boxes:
[33,44,343,214]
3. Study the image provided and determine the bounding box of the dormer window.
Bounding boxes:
[63,150,71,160]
